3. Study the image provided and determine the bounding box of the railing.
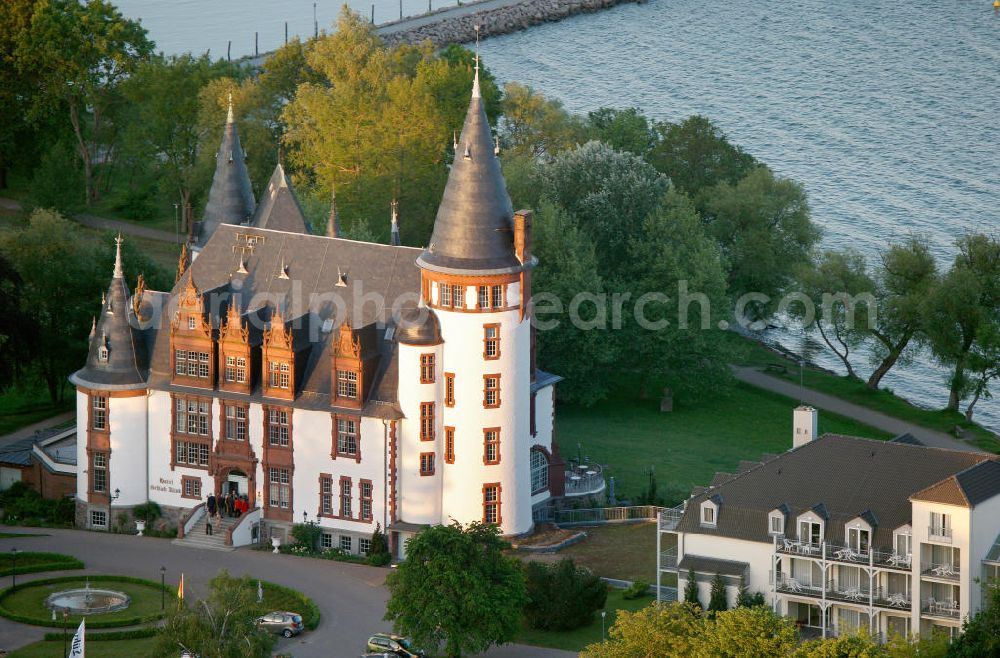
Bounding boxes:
[928,525,953,543]
[775,574,824,597]
[921,562,960,581]
[774,574,912,610]
[553,505,664,527]
[227,507,261,547]
[774,537,912,571]
[659,546,678,570]
[177,503,205,539]
[564,463,606,497]
[659,506,684,531]
[922,599,960,619]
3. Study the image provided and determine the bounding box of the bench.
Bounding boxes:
[765,363,789,374]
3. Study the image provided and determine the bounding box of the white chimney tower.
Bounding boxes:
[793,406,818,448]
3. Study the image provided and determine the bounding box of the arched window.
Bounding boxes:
[530,449,549,494]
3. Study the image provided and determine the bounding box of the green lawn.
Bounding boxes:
[0,384,73,437]
[9,637,154,658]
[726,333,1000,453]
[0,532,50,539]
[515,588,655,653]
[556,380,891,504]
[0,577,169,627]
[0,552,83,577]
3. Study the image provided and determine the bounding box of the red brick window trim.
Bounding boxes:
[319,473,334,517]
[268,360,291,390]
[420,402,434,441]
[181,475,202,500]
[444,427,456,464]
[483,482,502,525]
[339,476,353,519]
[420,452,435,476]
[267,466,292,512]
[91,451,108,494]
[332,414,361,462]
[223,354,248,384]
[360,479,373,521]
[483,374,501,408]
[91,394,108,432]
[223,402,249,441]
[336,368,360,401]
[265,407,292,449]
[483,324,500,360]
[420,353,435,384]
[483,427,500,465]
[171,394,212,470]
[444,373,456,407]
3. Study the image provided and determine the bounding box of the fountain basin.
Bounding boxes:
[45,586,131,616]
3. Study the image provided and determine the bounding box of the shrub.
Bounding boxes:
[0,552,84,577]
[0,483,75,527]
[290,522,322,552]
[683,568,700,609]
[708,573,728,615]
[622,579,650,600]
[142,526,177,539]
[524,559,607,631]
[366,523,391,566]
[132,501,161,524]
[44,628,157,642]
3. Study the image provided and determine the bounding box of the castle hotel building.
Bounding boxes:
[69,73,564,555]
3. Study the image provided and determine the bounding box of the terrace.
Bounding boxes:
[774,537,912,572]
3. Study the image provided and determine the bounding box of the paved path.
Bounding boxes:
[0,527,574,658]
[732,366,984,453]
[0,197,181,244]
[0,411,75,449]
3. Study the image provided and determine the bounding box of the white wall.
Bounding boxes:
[397,340,443,525]
[75,390,89,502]
[911,500,972,619]
[108,394,148,506]
[970,493,1000,614]
[681,533,775,597]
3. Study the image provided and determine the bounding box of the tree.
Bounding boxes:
[154,570,275,658]
[0,0,43,190]
[946,581,1000,657]
[366,522,391,566]
[0,254,33,389]
[587,107,657,157]
[523,559,607,631]
[691,605,798,658]
[531,201,612,404]
[923,234,1000,412]
[702,166,821,322]
[865,237,939,390]
[22,0,153,204]
[384,522,527,657]
[683,568,701,608]
[499,81,587,159]
[792,249,876,379]
[581,602,701,658]
[963,322,1000,421]
[735,574,750,608]
[793,630,887,657]
[707,573,728,616]
[647,115,756,199]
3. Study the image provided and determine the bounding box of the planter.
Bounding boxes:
[271,537,281,554]
[135,520,145,537]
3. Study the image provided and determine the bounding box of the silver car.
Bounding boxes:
[256,610,304,638]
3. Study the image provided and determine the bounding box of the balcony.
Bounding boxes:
[774,538,912,572]
[774,575,912,611]
[564,462,606,497]
[928,525,953,544]
[659,506,683,532]
[659,546,678,570]
[920,562,960,582]
[921,598,960,620]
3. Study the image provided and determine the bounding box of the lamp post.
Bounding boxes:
[601,610,606,642]
[62,608,69,658]
[160,566,166,609]
[173,202,180,244]
[10,548,18,589]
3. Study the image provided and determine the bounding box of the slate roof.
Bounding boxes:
[911,459,1000,508]
[0,437,34,466]
[251,163,310,235]
[71,242,149,390]
[196,112,256,248]
[676,434,993,548]
[416,73,522,275]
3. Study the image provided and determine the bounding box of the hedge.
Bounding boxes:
[261,581,321,630]
[0,574,175,628]
[43,628,158,642]
[0,552,84,577]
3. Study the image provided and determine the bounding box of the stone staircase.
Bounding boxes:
[171,508,240,552]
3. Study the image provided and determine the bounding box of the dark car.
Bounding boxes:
[366,633,425,657]
[256,611,304,638]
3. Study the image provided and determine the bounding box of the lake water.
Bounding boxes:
[114,0,1000,432]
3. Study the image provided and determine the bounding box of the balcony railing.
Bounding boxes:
[921,562,960,581]
[774,574,912,610]
[928,525,953,543]
[921,598,960,619]
[774,537,912,571]
[659,506,684,532]
[564,463,606,497]
[659,546,678,570]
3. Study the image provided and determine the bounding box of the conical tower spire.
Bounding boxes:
[416,55,519,275]
[390,198,401,246]
[113,233,124,279]
[326,183,341,238]
[195,93,256,249]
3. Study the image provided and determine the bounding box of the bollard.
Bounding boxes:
[227,40,231,61]
[285,21,288,45]
[372,4,375,23]
[255,31,258,57]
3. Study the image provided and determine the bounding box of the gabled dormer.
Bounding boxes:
[893,524,913,559]
[331,322,362,410]
[219,299,251,394]
[170,275,215,388]
[797,505,827,546]
[262,305,294,400]
[769,503,790,536]
[845,510,877,554]
[700,494,721,528]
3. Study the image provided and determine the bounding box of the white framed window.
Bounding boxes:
[894,528,912,557]
[98,345,108,362]
[359,538,371,555]
[799,520,823,546]
[336,370,358,399]
[769,514,784,535]
[269,468,290,509]
[90,510,107,528]
[188,316,196,330]
[320,533,332,549]
[702,505,716,526]
[530,449,549,494]
[340,535,352,552]
[439,282,451,307]
[336,418,358,456]
[452,284,464,308]
[92,395,107,431]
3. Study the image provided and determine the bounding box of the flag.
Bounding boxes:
[177,573,185,602]
[68,618,85,657]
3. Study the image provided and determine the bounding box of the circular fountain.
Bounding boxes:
[44,579,131,616]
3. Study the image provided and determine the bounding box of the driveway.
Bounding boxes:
[0,527,574,658]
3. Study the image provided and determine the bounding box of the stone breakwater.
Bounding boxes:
[379,0,644,47]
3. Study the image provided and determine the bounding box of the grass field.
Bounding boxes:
[9,637,154,658]
[0,384,73,437]
[555,380,891,504]
[515,588,655,653]
[727,333,1000,453]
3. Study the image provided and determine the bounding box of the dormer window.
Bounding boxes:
[893,526,912,557]
[769,513,785,535]
[337,369,358,399]
[799,519,823,546]
[188,316,196,330]
[700,497,719,528]
[98,345,109,363]
[268,361,290,389]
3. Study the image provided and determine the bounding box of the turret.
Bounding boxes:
[251,162,310,234]
[195,94,256,250]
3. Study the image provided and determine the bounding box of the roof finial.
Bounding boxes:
[113,233,124,279]
[472,24,481,100]
[226,92,234,124]
[390,198,401,247]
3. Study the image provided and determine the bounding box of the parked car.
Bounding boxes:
[256,611,304,638]
[366,633,425,657]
